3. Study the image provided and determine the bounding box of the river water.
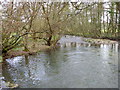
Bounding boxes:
[1,36,119,88]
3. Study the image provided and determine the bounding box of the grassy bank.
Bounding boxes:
[83,38,118,45]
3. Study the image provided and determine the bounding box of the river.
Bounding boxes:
[1,35,119,88]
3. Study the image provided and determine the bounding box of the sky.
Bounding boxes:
[0,0,115,2]
[0,0,112,11]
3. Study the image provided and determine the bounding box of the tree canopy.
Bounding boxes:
[1,1,120,54]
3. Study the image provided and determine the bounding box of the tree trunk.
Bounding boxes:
[116,2,120,38]
[47,36,52,46]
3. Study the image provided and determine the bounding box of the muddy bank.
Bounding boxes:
[3,45,51,60]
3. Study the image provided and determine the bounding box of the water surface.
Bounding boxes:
[2,36,119,88]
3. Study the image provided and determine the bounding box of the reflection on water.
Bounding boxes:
[2,37,119,88]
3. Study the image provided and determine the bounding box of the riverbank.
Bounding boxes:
[3,45,51,60]
[66,33,120,41]
[2,35,118,61]
[59,35,118,44]
[83,38,118,45]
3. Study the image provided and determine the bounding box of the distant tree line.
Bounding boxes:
[67,2,120,39]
